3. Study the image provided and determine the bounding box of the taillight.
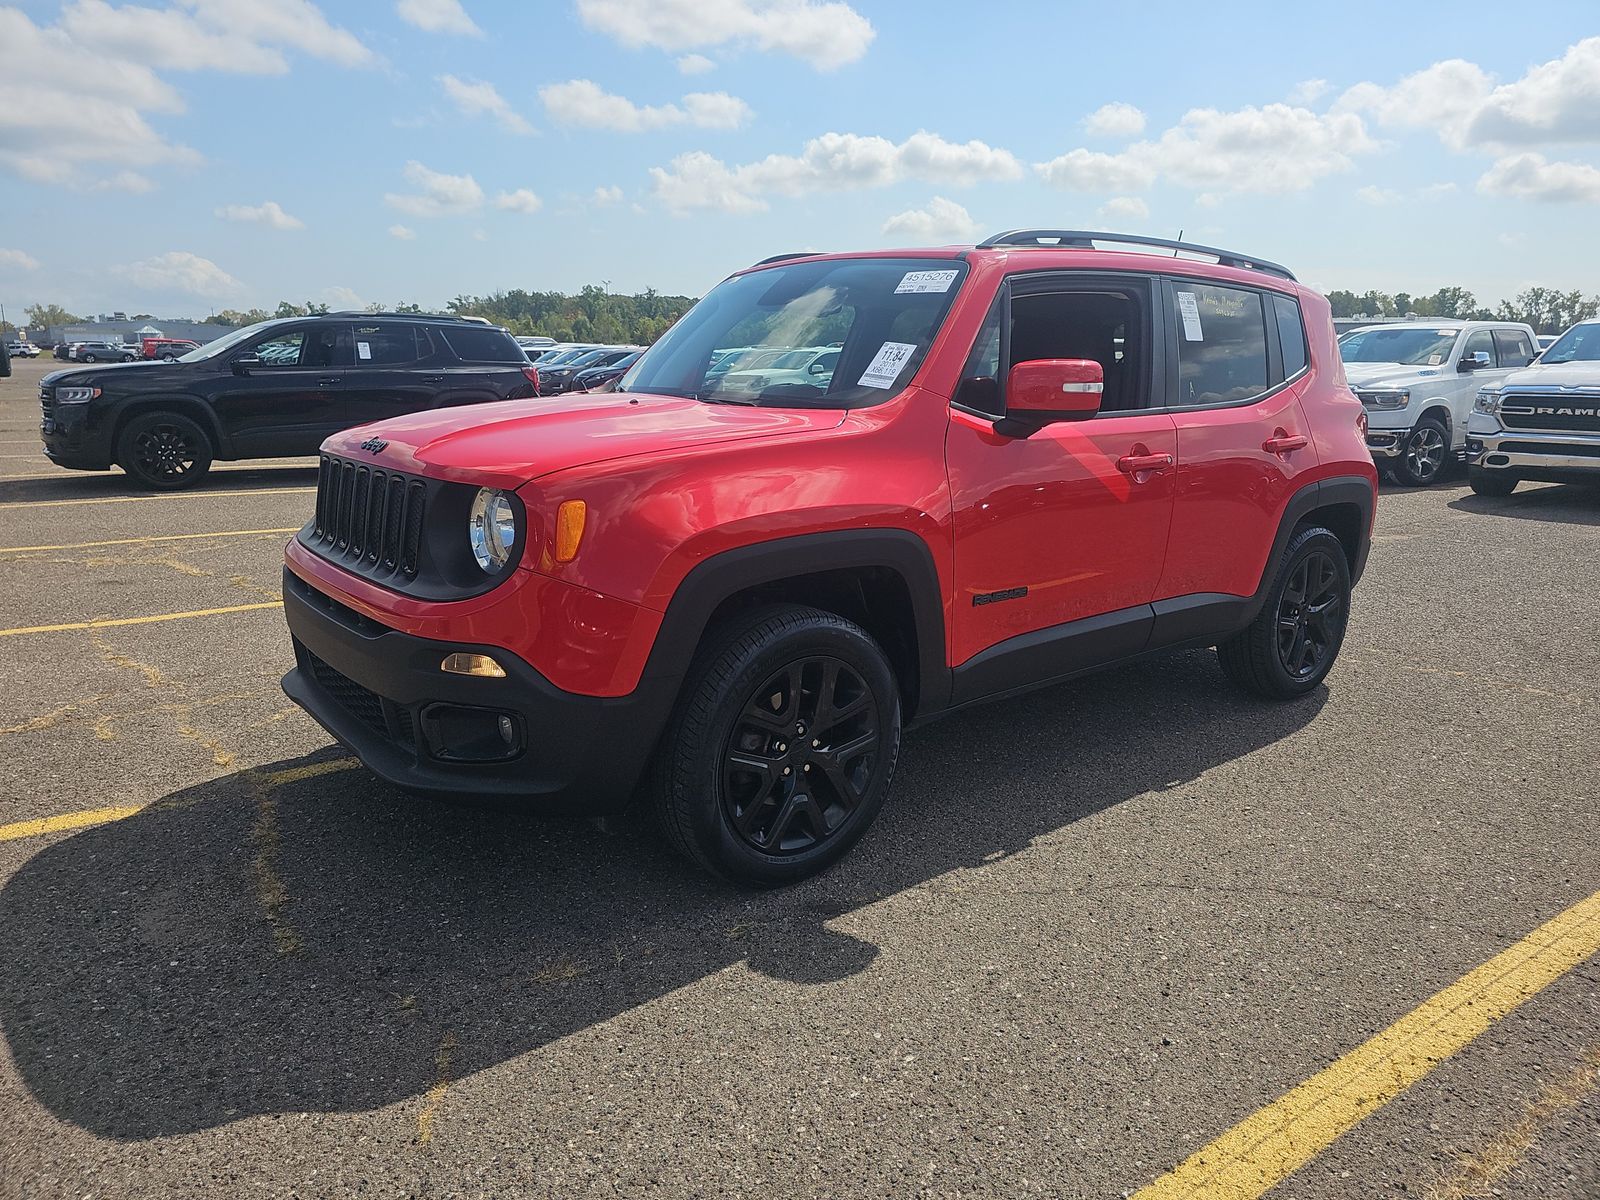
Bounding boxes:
[522,366,541,394]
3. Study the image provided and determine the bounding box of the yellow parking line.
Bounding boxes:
[0,528,299,554]
[0,487,314,511]
[1133,888,1600,1200]
[0,805,143,842]
[0,601,283,638]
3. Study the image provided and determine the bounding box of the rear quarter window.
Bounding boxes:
[1273,294,1308,378]
[439,326,524,363]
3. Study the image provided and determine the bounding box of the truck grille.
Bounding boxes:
[39,385,54,417]
[309,455,426,581]
[1499,394,1600,434]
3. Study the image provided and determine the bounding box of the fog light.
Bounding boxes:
[441,652,506,678]
[420,703,524,762]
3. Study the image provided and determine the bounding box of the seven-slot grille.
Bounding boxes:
[1498,393,1600,434]
[310,454,427,580]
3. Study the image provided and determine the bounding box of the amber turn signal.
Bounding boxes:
[554,499,587,563]
[440,652,507,678]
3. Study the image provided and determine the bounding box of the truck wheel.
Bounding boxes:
[651,604,902,887]
[116,412,213,490]
[1468,468,1518,497]
[1392,416,1449,486]
[1217,526,1351,700]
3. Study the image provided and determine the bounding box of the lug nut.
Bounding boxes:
[782,766,791,776]
[803,764,811,773]
[775,742,787,752]
[811,739,820,748]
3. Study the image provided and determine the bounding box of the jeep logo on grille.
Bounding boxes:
[359,437,389,453]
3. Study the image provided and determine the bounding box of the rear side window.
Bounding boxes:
[353,323,433,366]
[1171,283,1268,405]
[1493,329,1535,368]
[1273,294,1308,378]
[439,325,523,363]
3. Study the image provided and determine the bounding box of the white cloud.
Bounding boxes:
[540,80,751,131]
[881,196,978,242]
[439,75,533,135]
[494,188,543,213]
[389,224,417,240]
[1420,181,1459,197]
[0,248,41,271]
[1098,196,1150,221]
[593,185,624,205]
[1467,37,1600,146]
[396,0,481,36]
[91,170,158,193]
[323,285,366,309]
[0,2,369,188]
[384,160,485,216]
[575,0,873,70]
[1337,59,1492,149]
[650,130,1021,213]
[1355,185,1402,205]
[1082,102,1146,138]
[677,53,715,75]
[1038,104,1376,196]
[1289,79,1330,105]
[1478,153,1600,203]
[215,199,304,229]
[115,251,242,297]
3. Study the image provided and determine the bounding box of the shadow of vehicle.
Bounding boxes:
[0,650,1325,1140]
[0,463,320,503]
[1448,482,1600,527]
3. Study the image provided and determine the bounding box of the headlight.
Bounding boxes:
[468,488,517,574]
[1357,388,1409,409]
[1474,387,1503,414]
[55,386,100,404]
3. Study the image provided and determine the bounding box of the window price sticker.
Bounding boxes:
[858,341,918,389]
[1176,291,1204,341]
[894,269,959,294]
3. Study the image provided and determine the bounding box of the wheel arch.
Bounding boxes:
[110,396,229,460]
[1263,475,1375,595]
[645,529,949,721]
[1415,402,1454,441]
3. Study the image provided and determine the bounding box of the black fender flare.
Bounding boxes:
[639,528,950,720]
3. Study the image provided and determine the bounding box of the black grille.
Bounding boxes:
[1499,396,1600,433]
[39,385,54,417]
[305,652,386,735]
[309,455,427,580]
[1499,439,1600,459]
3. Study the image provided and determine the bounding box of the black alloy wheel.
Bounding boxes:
[1275,549,1343,681]
[116,411,213,490]
[722,656,882,855]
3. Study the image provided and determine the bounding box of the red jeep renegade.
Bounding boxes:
[282,230,1377,885]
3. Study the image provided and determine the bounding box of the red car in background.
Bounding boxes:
[142,338,201,361]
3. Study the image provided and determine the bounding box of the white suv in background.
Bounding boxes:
[1467,318,1600,496]
[1340,319,1539,485]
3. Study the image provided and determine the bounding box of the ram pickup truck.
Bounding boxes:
[281,230,1377,885]
[1467,318,1600,495]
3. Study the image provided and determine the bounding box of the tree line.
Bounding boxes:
[1325,286,1600,334]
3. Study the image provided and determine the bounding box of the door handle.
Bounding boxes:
[422,376,446,384]
[1263,431,1308,454]
[317,377,342,387]
[1116,452,1174,475]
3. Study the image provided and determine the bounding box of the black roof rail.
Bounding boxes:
[976,229,1296,282]
[328,309,485,322]
[752,251,819,267]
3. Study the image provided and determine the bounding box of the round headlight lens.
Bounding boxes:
[468,488,517,573]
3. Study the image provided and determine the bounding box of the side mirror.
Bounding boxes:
[233,353,261,375]
[1459,350,1492,372]
[1005,358,1103,425]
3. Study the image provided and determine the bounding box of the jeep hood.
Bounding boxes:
[1342,362,1452,388]
[322,392,848,487]
[1497,360,1600,391]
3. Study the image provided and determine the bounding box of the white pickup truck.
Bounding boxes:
[1340,319,1539,485]
[1466,318,1600,496]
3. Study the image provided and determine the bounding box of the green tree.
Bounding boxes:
[24,302,80,328]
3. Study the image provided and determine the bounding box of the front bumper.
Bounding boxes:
[1466,425,1600,483]
[1365,423,1467,463]
[280,569,668,812]
[39,397,114,470]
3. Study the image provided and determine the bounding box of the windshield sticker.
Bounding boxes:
[1427,354,1441,365]
[1176,292,1204,341]
[894,269,960,295]
[858,341,918,389]
[357,341,372,361]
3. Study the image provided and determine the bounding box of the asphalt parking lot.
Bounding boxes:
[0,354,1596,1199]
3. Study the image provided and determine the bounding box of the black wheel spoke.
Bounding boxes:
[1273,548,1345,682]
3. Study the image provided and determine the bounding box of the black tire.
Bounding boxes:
[1217,526,1351,700]
[651,604,902,886]
[116,411,213,490]
[1391,415,1450,486]
[1468,468,1519,497]
[81,353,98,363]
[120,354,134,362]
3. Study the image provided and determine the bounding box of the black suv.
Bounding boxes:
[39,313,538,489]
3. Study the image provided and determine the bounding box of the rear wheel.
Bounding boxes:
[1391,416,1450,486]
[81,353,98,363]
[1218,526,1351,700]
[116,411,213,490]
[651,604,901,886]
[1468,468,1519,497]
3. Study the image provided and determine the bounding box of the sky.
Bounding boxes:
[2,0,1600,321]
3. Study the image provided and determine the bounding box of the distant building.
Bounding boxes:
[42,318,232,347]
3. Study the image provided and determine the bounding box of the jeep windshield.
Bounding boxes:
[617,257,968,408]
[1539,322,1600,364]
[1339,327,1460,366]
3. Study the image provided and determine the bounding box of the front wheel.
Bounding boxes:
[81,353,98,363]
[116,411,214,490]
[1217,526,1351,700]
[1468,468,1519,497]
[1391,416,1450,486]
[651,604,902,886]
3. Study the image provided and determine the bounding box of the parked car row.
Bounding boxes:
[528,342,644,394]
